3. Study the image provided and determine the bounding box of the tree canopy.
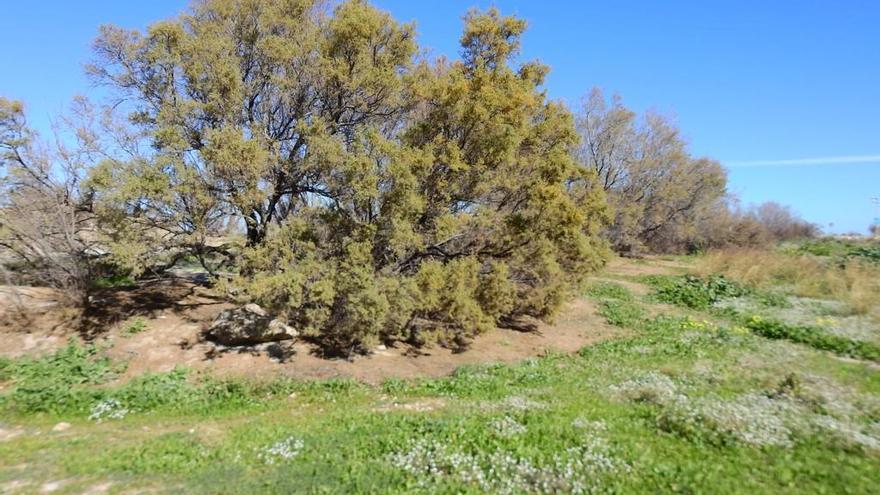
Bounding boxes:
[82,0,608,352]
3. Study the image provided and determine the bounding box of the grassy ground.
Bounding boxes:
[1,251,879,494]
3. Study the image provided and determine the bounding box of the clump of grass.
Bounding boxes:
[645,274,750,309]
[796,238,880,263]
[744,316,880,362]
[586,281,633,301]
[0,345,302,416]
[597,300,644,327]
[122,317,148,336]
[0,340,117,413]
[586,281,644,327]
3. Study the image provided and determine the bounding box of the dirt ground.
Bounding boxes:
[0,270,630,384]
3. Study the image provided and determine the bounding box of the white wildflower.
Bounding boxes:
[812,416,880,452]
[491,416,527,438]
[503,396,547,411]
[257,436,304,464]
[571,417,607,432]
[389,433,629,494]
[609,372,685,405]
[89,399,130,422]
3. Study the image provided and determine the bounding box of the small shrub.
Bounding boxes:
[647,275,750,309]
[597,300,644,327]
[122,317,148,336]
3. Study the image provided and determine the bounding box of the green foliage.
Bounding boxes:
[122,317,148,336]
[744,316,880,362]
[796,238,880,263]
[849,244,880,263]
[0,341,117,414]
[83,1,610,354]
[647,275,750,309]
[161,3,609,353]
[597,300,644,327]
[3,256,880,494]
[5,278,880,494]
[752,290,792,308]
[586,281,633,301]
[585,281,643,327]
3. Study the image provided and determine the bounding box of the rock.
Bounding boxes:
[51,422,71,432]
[206,304,298,346]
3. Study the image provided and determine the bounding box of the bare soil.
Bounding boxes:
[0,278,619,384]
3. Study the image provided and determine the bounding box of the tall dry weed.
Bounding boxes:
[695,249,879,317]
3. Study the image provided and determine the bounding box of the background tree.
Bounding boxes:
[0,98,102,308]
[751,201,818,241]
[575,88,727,254]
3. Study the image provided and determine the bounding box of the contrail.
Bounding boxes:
[725,154,880,167]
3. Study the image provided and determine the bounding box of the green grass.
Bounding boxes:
[122,317,148,336]
[587,281,645,327]
[743,316,880,362]
[643,274,751,309]
[1,263,879,494]
[640,273,878,362]
[794,238,880,263]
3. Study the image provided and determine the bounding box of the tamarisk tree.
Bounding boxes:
[89,0,608,353]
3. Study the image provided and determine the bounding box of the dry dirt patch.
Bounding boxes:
[0,280,618,384]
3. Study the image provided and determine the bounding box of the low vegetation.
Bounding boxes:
[695,246,880,316]
[1,250,878,493]
[0,0,873,492]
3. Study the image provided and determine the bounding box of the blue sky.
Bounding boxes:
[2,1,878,232]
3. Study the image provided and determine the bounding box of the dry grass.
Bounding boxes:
[695,249,880,316]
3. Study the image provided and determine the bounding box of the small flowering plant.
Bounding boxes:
[257,436,304,465]
[89,399,130,422]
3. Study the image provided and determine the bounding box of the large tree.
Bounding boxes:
[89,1,608,353]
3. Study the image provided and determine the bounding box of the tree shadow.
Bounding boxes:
[77,278,226,340]
[200,340,297,363]
[498,316,541,333]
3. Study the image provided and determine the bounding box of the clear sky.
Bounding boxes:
[2,1,878,232]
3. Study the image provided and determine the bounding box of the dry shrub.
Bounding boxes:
[695,249,880,316]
